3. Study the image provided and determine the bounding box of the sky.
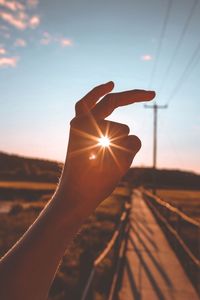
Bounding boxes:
[0,0,200,173]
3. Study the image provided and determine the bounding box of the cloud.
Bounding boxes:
[0,11,27,30]
[0,0,25,11]
[0,46,6,54]
[0,1,40,69]
[0,56,18,67]
[27,0,39,8]
[0,1,40,30]
[14,38,26,47]
[40,32,51,45]
[141,54,153,61]
[29,15,40,28]
[60,38,73,47]
[40,33,73,48]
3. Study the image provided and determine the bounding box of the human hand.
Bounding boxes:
[0,82,155,300]
[61,82,155,209]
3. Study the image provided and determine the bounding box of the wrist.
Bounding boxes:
[50,176,94,229]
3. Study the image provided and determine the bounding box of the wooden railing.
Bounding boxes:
[81,187,200,298]
[142,189,200,293]
[80,202,130,300]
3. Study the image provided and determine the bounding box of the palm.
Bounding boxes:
[67,117,130,202]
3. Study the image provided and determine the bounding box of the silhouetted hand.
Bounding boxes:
[61,82,155,208]
[0,82,155,300]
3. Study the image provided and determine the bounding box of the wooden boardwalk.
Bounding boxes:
[118,190,199,300]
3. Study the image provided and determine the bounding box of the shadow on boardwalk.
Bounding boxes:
[117,191,199,300]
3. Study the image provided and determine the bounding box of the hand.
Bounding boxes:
[61,81,155,209]
[0,82,155,300]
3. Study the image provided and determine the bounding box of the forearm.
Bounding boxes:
[0,179,91,300]
[0,83,155,300]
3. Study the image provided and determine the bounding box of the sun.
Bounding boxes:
[98,136,111,148]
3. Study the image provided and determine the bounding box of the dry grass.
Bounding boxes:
[157,189,200,222]
[0,185,130,300]
[0,181,56,190]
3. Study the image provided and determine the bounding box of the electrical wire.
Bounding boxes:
[148,0,173,89]
[166,39,200,105]
[158,0,199,93]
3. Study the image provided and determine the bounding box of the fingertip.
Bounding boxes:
[105,81,115,90]
[119,135,141,168]
[127,135,142,154]
[147,90,156,100]
[150,90,156,96]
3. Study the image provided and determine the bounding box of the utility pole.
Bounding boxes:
[145,103,168,194]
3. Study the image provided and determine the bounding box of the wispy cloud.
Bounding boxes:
[14,38,26,47]
[0,56,18,67]
[27,0,39,8]
[0,0,25,12]
[0,1,40,30]
[0,1,40,68]
[40,32,51,45]
[141,54,153,61]
[40,32,73,48]
[29,15,40,28]
[0,11,27,30]
[60,38,73,47]
[0,2,72,69]
[0,46,6,54]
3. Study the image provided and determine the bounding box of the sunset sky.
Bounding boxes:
[0,0,200,173]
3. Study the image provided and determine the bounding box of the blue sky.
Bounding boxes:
[0,0,200,173]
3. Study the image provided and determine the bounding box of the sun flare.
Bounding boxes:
[98,136,111,148]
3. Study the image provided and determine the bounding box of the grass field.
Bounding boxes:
[1,184,199,298]
[0,184,130,300]
[0,181,57,190]
[157,189,200,222]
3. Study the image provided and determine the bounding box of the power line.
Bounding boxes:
[148,0,173,89]
[159,0,199,93]
[166,39,200,105]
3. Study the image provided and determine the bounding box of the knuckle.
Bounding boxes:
[93,83,107,94]
[75,99,88,114]
[130,135,142,150]
[70,117,76,126]
[119,123,130,135]
[75,100,82,112]
[92,86,100,94]
[90,85,102,97]
[109,94,117,109]
[103,94,113,108]
[124,124,130,134]
[70,115,85,128]
[75,100,81,113]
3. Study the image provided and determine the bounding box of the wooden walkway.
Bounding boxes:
[118,190,199,300]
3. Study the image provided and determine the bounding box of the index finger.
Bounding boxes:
[75,81,114,116]
[92,90,156,119]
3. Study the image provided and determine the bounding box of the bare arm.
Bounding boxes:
[0,81,155,300]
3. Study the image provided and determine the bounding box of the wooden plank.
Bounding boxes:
[118,190,199,300]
